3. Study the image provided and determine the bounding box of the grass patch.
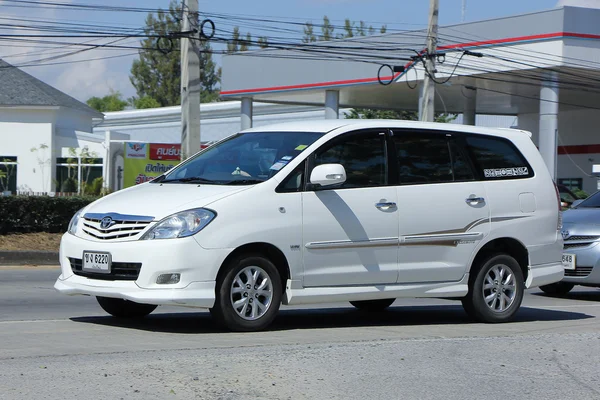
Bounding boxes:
[0,233,62,252]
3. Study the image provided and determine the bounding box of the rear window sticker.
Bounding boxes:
[295,145,308,151]
[484,167,529,178]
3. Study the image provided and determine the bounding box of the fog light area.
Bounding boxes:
[156,273,181,284]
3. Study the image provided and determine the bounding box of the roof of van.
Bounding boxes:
[242,119,531,137]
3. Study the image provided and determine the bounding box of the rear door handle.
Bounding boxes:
[376,202,397,209]
[465,197,485,205]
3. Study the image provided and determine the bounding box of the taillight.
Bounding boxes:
[554,183,562,229]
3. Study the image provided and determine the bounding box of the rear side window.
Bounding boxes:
[394,134,474,185]
[465,136,533,180]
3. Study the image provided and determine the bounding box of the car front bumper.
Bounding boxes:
[561,242,600,286]
[54,233,233,308]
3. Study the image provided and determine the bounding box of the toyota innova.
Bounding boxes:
[55,120,564,331]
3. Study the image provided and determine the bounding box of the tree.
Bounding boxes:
[129,0,220,106]
[257,36,269,49]
[227,27,268,53]
[129,95,161,109]
[86,91,128,112]
[345,108,456,123]
[303,22,317,43]
[304,16,383,43]
[321,16,334,41]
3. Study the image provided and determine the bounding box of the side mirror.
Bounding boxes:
[310,164,346,187]
[571,199,584,208]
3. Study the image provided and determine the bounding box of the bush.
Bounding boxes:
[60,177,78,193]
[85,177,104,196]
[0,195,97,234]
[573,188,589,199]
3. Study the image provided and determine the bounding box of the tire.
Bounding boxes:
[96,296,157,318]
[350,298,395,311]
[462,253,524,323]
[210,254,282,332]
[539,282,575,296]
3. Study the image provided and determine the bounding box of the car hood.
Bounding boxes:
[562,208,600,227]
[83,182,249,220]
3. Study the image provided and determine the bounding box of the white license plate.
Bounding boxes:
[82,251,111,274]
[562,253,576,270]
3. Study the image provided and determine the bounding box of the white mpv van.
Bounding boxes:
[55,120,564,331]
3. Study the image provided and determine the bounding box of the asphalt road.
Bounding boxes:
[1,267,599,400]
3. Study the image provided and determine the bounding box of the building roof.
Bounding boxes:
[0,59,103,117]
[241,119,529,138]
[221,6,600,115]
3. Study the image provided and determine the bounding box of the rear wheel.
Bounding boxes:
[96,296,157,318]
[462,253,524,323]
[210,254,282,332]
[350,299,395,311]
[539,282,575,296]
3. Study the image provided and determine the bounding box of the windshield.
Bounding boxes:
[155,131,323,185]
[574,190,600,208]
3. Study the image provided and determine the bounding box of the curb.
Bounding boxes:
[0,250,59,265]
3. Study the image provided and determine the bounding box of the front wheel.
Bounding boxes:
[350,299,395,311]
[462,254,524,323]
[96,296,157,318]
[210,254,282,332]
[539,282,575,296]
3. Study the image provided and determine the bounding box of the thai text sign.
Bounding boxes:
[123,142,181,187]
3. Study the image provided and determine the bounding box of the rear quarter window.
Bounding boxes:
[465,136,534,180]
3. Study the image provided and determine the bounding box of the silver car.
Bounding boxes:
[541,192,600,295]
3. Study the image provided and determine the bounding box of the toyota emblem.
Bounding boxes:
[100,216,115,229]
[561,230,570,240]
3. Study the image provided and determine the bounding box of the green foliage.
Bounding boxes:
[130,95,161,109]
[303,22,317,43]
[573,188,589,199]
[321,16,334,41]
[303,16,385,43]
[227,26,268,52]
[129,0,220,106]
[86,91,128,112]
[345,108,457,123]
[0,196,97,234]
[85,177,105,196]
[60,177,77,193]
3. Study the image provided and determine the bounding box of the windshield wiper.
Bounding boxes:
[160,177,217,184]
[223,179,265,185]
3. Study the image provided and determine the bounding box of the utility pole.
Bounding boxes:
[180,0,201,160]
[419,0,439,122]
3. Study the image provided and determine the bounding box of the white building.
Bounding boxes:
[0,59,129,195]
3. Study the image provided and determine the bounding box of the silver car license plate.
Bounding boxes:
[82,251,112,274]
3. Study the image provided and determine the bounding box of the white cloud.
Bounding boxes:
[52,54,136,101]
[556,0,600,8]
[0,3,138,102]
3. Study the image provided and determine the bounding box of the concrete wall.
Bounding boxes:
[0,106,101,193]
[0,108,54,193]
[55,107,94,132]
[519,110,600,194]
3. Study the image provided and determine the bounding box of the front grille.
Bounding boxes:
[563,235,599,250]
[82,213,153,241]
[565,266,593,278]
[69,257,142,281]
[564,243,592,249]
[566,235,600,241]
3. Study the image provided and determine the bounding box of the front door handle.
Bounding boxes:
[376,202,397,210]
[466,197,485,205]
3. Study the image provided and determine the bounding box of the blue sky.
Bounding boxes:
[0,0,587,102]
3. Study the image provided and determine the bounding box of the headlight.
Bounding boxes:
[68,209,83,235]
[141,208,216,240]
